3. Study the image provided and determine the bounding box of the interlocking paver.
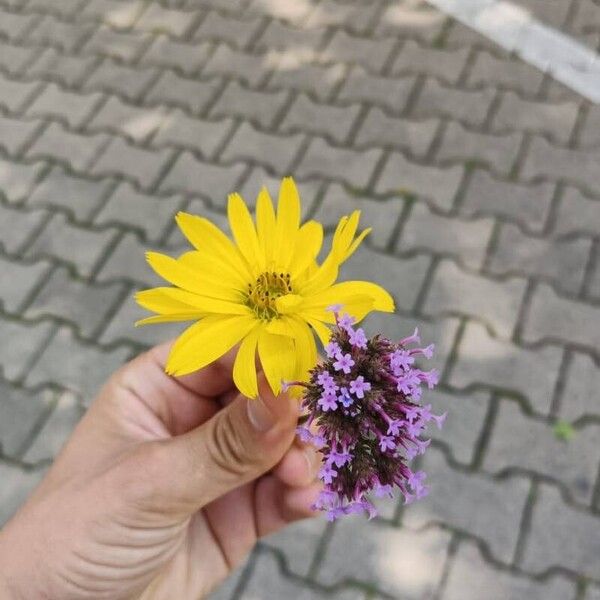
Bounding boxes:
[460,170,555,233]
[26,14,92,52]
[0,114,44,156]
[255,19,326,52]
[83,60,158,102]
[0,203,47,254]
[79,0,144,28]
[0,255,50,313]
[83,25,150,62]
[398,202,494,269]
[193,11,263,49]
[0,41,38,75]
[443,541,577,600]
[0,9,40,42]
[488,223,592,295]
[140,36,211,75]
[134,3,198,38]
[560,352,600,422]
[579,105,600,148]
[304,0,380,33]
[0,157,45,204]
[449,321,562,415]
[554,186,600,237]
[0,75,41,113]
[377,2,447,41]
[202,44,270,87]
[321,30,396,73]
[26,47,97,87]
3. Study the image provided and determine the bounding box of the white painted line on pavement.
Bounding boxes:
[425,0,600,103]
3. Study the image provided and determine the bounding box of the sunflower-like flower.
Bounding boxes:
[135,177,394,398]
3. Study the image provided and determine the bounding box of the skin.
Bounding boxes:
[0,342,322,599]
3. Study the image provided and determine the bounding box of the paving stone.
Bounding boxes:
[554,186,600,237]
[267,50,345,101]
[0,318,53,381]
[405,448,529,563]
[26,213,118,278]
[413,78,496,127]
[0,74,40,113]
[0,462,46,526]
[135,2,197,37]
[83,60,158,102]
[91,137,174,188]
[376,152,464,211]
[26,47,97,87]
[467,50,545,96]
[26,266,125,338]
[355,109,439,158]
[27,122,109,171]
[444,19,506,52]
[280,94,361,144]
[95,232,159,286]
[27,165,113,221]
[340,246,431,312]
[0,9,36,41]
[484,401,600,504]
[261,518,327,577]
[22,391,83,463]
[450,321,562,414]
[337,67,416,114]
[314,182,403,249]
[94,181,184,242]
[0,41,38,75]
[193,11,263,49]
[523,136,600,195]
[140,36,211,75]
[392,41,469,85]
[209,80,289,129]
[437,121,522,176]
[244,550,364,600]
[522,283,600,352]
[145,70,221,114]
[79,0,144,28]
[316,518,451,598]
[243,0,311,23]
[489,223,591,295]
[443,541,577,600]
[579,105,600,148]
[83,25,150,62]
[461,170,554,234]
[0,157,46,204]
[0,114,43,156]
[26,14,92,52]
[0,256,50,313]
[425,260,527,339]
[586,585,600,600]
[522,484,600,577]
[519,0,572,27]
[560,352,600,422]
[427,388,490,466]
[160,151,246,202]
[154,110,234,159]
[87,95,166,143]
[255,19,326,52]
[398,203,494,269]
[207,558,247,600]
[589,245,600,300]
[237,166,321,215]
[493,92,579,145]
[26,327,131,403]
[0,203,47,254]
[202,44,270,87]
[377,2,447,42]
[0,381,52,458]
[321,30,396,73]
[100,290,187,347]
[26,82,102,129]
[304,0,380,33]
[297,137,382,189]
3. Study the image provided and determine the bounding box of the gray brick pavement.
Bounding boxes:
[1,0,600,597]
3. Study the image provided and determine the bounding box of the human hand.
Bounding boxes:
[0,342,321,599]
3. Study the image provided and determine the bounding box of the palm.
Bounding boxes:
[26,343,318,600]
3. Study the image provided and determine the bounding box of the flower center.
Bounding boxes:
[247,271,292,320]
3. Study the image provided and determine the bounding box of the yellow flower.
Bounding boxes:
[135,177,394,398]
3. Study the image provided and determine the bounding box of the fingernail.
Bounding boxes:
[247,396,276,432]
[303,446,322,479]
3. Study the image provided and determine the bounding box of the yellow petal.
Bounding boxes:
[256,186,276,268]
[275,177,301,269]
[274,293,303,314]
[308,281,395,313]
[257,329,296,396]
[135,313,201,326]
[288,220,323,279]
[228,192,263,273]
[305,317,332,347]
[136,287,249,315]
[166,315,256,377]
[178,251,247,297]
[233,327,260,398]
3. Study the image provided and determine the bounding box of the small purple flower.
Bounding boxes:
[396,371,421,395]
[338,313,355,331]
[390,349,414,372]
[319,464,338,484]
[296,426,313,443]
[333,352,355,374]
[349,375,371,399]
[339,386,353,408]
[411,343,435,359]
[325,341,342,359]
[387,419,404,436]
[317,371,334,388]
[318,391,338,412]
[349,327,368,349]
[379,435,396,452]
[422,368,439,389]
[404,405,420,422]
[328,448,352,468]
[400,327,420,346]
[374,483,394,498]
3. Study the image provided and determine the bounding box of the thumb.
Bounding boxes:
[146,374,299,513]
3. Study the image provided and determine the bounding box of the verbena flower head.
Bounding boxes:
[135,177,394,397]
[296,309,445,521]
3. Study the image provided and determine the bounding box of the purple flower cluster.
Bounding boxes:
[295,309,445,521]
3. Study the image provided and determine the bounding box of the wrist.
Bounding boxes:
[0,527,37,600]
